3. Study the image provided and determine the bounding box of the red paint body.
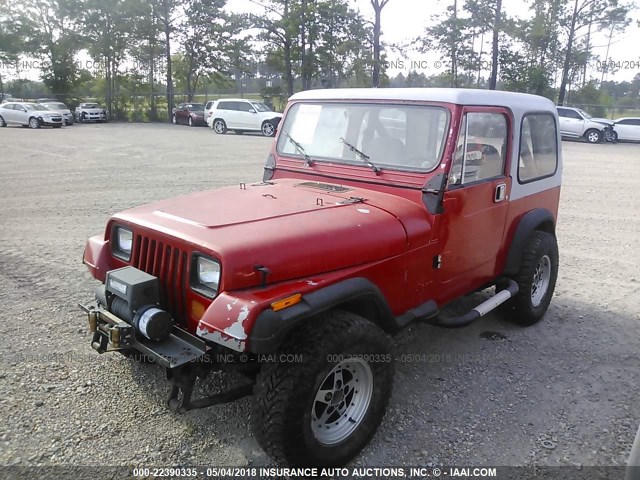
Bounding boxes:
[84,91,561,352]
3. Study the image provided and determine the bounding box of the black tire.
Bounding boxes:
[506,231,559,326]
[212,118,227,134]
[261,120,276,137]
[81,113,87,123]
[252,310,394,466]
[29,117,41,129]
[0,115,6,127]
[584,129,602,144]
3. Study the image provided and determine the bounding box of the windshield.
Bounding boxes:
[189,103,205,111]
[45,103,67,110]
[252,102,272,112]
[577,108,592,119]
[83,103,99,108]
[276,102,449,172]
[24,104,49,111]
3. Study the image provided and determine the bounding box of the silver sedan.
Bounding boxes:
[0,102,64,128]
[40,102,74,125]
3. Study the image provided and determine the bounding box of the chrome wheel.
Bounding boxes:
[213,120,226,134]
[311,358,373,445]
[172,115,177,124]
[29,117,40,129]
[531,254,551,307]
[261,122,275,137]
[188,116,193,127]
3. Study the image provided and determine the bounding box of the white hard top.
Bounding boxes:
[290,88,555,111]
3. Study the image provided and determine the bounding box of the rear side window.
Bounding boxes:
[518,113,558,183]
[217,101,234,110]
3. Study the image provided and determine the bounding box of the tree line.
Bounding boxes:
[0,0,637,120]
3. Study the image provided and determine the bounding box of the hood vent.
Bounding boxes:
[296,181,351,193]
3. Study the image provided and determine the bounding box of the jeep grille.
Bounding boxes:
[132,234,188,325]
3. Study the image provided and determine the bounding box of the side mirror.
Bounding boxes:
[422,172,447,215]
[249,109,256,114]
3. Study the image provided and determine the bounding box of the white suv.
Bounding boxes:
[206,99,282,137]
[556,106,613,143]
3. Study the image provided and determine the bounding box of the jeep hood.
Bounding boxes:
[114,179,430,289]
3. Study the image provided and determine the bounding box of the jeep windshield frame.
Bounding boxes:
[276,101,450,174]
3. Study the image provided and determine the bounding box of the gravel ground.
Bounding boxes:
[0,123,638,472]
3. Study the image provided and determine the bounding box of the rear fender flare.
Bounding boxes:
[503,208,555,276]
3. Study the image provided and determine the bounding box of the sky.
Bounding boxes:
[227,0,640,83]
[2,0,638,86]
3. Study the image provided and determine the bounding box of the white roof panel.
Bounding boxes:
[289,88,555,111]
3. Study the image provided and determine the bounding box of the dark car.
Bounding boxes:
[172,103,205,127]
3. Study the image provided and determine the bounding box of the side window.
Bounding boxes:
[237,102,253,113]
[449,112,507,185]
[217,101,230,110]
[557,108,568,118]
[518,113,558,183]
[567,109,582,120]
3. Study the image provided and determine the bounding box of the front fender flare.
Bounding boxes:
[247,277,395,354]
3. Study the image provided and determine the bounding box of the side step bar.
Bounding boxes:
[428,278,519,329]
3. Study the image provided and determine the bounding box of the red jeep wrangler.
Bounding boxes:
[81,88,561,466]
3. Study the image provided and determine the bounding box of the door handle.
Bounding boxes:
[495,183,506,202]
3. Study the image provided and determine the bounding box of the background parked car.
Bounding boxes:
[0,101,63,128]
[171,102,205,126]
[556,106,613,143]
[41,101,74,125]
[204,100,216,124]
[75,102,107,123]
[613,117,640,142]
[206,98,282,136]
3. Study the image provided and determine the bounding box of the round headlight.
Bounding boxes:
[197,257,220,291]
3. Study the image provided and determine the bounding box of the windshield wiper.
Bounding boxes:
[339,137,381,174]
[281,130,313,167]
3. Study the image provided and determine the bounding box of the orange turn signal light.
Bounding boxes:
[271,293,302,312]
[190,299,206,321]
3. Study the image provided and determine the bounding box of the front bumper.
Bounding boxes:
[80,112,106,121]
[41,118,63,126]
[79,302,207,368]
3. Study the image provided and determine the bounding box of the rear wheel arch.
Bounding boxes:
[503,208,556,276]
